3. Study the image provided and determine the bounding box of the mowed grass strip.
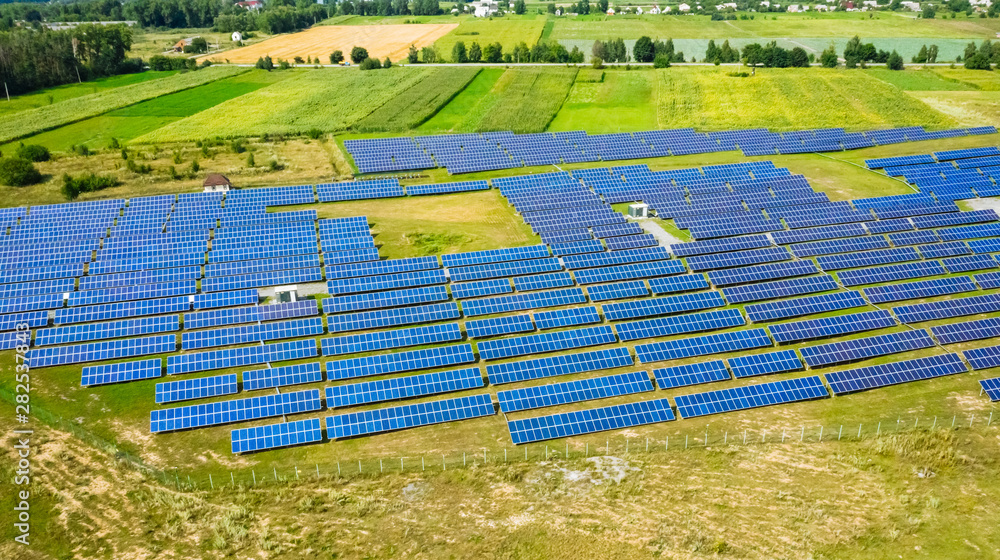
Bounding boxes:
[657,67,954,131]
[0,71,179,116]
[419,68,505,132]
[0,66,248,144]
[549,69,659,133]
[434,16,546,59]
[353,67,482,132]
[932,67,1000,91]
[456,67,578,133]
[865,68,976,92]
[138,68,431,142]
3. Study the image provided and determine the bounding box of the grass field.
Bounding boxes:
[656,67,955,131]
[0,66,248,144]
[353,67,481,132]
[418,68,505,132]
[864,68,977,91]
[204,24,458,64]
[549,69,659,133]
[433,15,548,59]
[0,71,179,116]
[138,68,431,141]
[931,67,1000,91]
[3,70,293,152]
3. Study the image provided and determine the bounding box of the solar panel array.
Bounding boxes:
[674,376,829,419]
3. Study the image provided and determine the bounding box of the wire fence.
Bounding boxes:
[8,386,992,494]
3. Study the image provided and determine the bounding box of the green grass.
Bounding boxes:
[434,15,547,59]
[866,68,976,91]
[0,66,249,144]
[137,68,432,142]
[932,67,1000,91]
[418,68,505,132]
[656,67,955,131]
[353,67,482,132]
[3,70,292,152]
[549,68,659,133]
[0,71,179,116]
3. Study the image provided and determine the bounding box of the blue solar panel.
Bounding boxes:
[464,314,535,338]
[324,256,438,280]
[574,260,686,285]
[35,315,179,346]
[892,293,1000,323]
[772,224,866,245]
[744,290,867,322]
[838,261,945,287]
[708,261,819,287]
[476,325,616,361]
[789,236,890,258]
[507,398,675,445]
[768,310,896,344]
[155,373,238,404]
[918,241,970,259]
[326,343,476,381]
[512,271,574,292]
[496,370,654,414]
[912,209,998,229]
[326,367,484,408]
[800,329,934,368]
[448,257,562,282]
[326,302,460,334]
[931,317,1000,345]
[327,393,495,439]
[181,317,323,350]
[727,350,802,378]
[166,339,318,375]
[825,354,967,395]
[462,288,587,317]
[231,418,323,454]
[320,323,462,356]
[450,279,512,300]
[32,334,176,368]
[151,389,321,433]
[562,247,669,270]
[615,308,745,342]
[324,286,449,314]
[723,275,838,304]
[635,328,772,363]
[242,362,323,391]
[550,240,606,256]
[486,346,634,385]
[80,358,162,387]
[442,245,550,267]
[980,378,1000,401]
[937,223,1000,241]
[686,247,791,272]
[647,274,710,295]
[652,360,731,389]
[668,235,772,257]
[816,247,920,271]
[942,254,998,273]
[674,375,828,419]
[0,310,49,332]
[863,276,978,303]
[586,280,650,302]
[327,269,447,295]
[193,289,259,310]
[533,306,601,330]
[602,291,725,321]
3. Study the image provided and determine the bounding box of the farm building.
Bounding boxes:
[202,173,232,192]
[231,31,243,42]
[471,0,499,16]
[235,0,263,10]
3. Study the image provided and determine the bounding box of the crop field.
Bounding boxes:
[138,68,431,141]
[353,67,481,133]
[0,66,248,144]
[0,71,179,116]
[418,68,506,132]
[931,67,1000,91]
[433,16,547,59]
[3,70,293,152]
[204,24,458,64]
[655,67,955,131]
[549,70,659,133]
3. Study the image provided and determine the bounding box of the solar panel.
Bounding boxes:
[0,310,49,332]
[816,247,920,271]
[155,373,238,404]
[722,275,838,304]
[562,247,669,270]
[476,325,616,361]
[486,346,634,385]
[744,290,867,323]
[496,370,654,413]
[863,276,978,304]
[967,238,1000,254]
[448,257,562,282]
[465,314,535,338]
[442,245,550,267]
[325,302,459,334]
[864,219,914,234]
[931,316,1000,345]
[326,393,495,439]
[180,317,323,350]
[574,260,686,285]
[647,274,710,295]
[326,343,476,381]
[35,315,180,346]
[166,339,318,375]
[326,367,484,408]
[918,241,970,259]
[892,293,1000,323]
[686,247,791,272]
[708,261,819,287]
[824,353,967,395]
[767,310,896,344]
[937,223,1000,241]
[727,350,803,378]
[462,288,587,317]
[327,269,447,295]
[674,376,828,419]
[150,389,321,433]
[838,261,945,287]
[652,360,731,389]
[450,278,512,300]
[242,362,324,391]
[668,235,772,257]
[789,236,890,258]
[615,308,745,342]
[80,358,162,387]
[512,271,575,292]
[800,329,934,367]
[507,398,675,445]
[320,323,463,356]
[324,256,439,280]
[980,378,1000,401]
[586,281,650,302]
[324,286,449,314]
[32,334,176,368]
[635,328,772,363]
[602,291,726,321]
[942,254,997,273]
[231,418,323,454]
[533,306,601,330]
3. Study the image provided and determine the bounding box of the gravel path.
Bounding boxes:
[635,219,685,247]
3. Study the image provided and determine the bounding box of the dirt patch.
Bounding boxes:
[635,219,684,246]
[205,24,458,64]
[962,197,1000,213]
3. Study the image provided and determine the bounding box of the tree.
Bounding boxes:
[452,41,468,63]
[719,40,738,63]
[887,50,904,70]
[922,4,936,18]
[653,55,671,68]
[60,173,119,200]
[351,47,369,64]
[569,46,584,63]
[330,50,344,64]
[633,36,655,63]
[513,42,530,63]
[820,44,838,68]
[514,0,526,14]
[705,39,720,63]
[0,158,42,187]
[928,44,939,63]
[384,56,392,67]
[468,41,482,62]
[597,0,609,11]
[789,47,810,67]
[742,43,763,67]
[547,3,557,13]
[592,40,608,62]
[421,46,437,63]
[16,144,50,162]
[187,36,208,54]
[408,44,419,63]
[913,44,928,63]
[360,57,382,70]
[255,55,274,70]
[483,42,503,63]
[843,35,863,68]
[591,56,604,69]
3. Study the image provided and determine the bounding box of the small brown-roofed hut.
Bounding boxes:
[203,173,232,193]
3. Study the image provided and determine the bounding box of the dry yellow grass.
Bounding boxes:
[204,24,457,64]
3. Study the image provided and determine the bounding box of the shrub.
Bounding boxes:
[246,152,255,167]
[820,45,839,68]
[383,57,392,68]
[16,144,49,162]
[887,50,904,70]
[359,57,382,70]
[268,159,284,171]
[350,46,369,64]
[255,55,274,70]
[278,59,291,70]
[592,56,604,69]
[293,56,304,64]
[306,128,323,139]
[653,55,671,68]
[330,50,344,64]
[61,172,120,200]
[125,158,152,174]
[231,139,247,153]
[0,158,41,186]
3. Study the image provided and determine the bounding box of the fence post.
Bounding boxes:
[724,431,728,445]
[705,429,708,447]
[838,425,842,441]
[295,466,299,480]
[743,430,747,444]
[990,412,993,427]
[273,467,277,482]
[685,435,688,449]
[230,472,234,486]
[970,415,975,428]
[819,426,823,442]
[463,452,466,467]
[316,464,319,478]
[359,460,362,473]
[914,417,919,429]
[401,457,404,472]
[209,474,214,490]
[443,455,446,470]
[337,462,341,476]
[762,431,766,443]
[380,459,383,473]
[951,415,956,429]
[781,430,785,443]
[932,416,937,429]
[877,422,881,437]
[422,457,425,471]
[858,424,862,438]
[800,425,804,442]
[252,470,256,485]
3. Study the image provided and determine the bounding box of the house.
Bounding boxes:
[900,0,920,8]
[663,4,672,10]
[235,0,263,10]
[172,38,193,52]
[231,31,242,42]
[787,3,801,11]
[203,174,232,193]
[650,5,661,13]
[679,2,691,10]
[636,6,643,13]
[814,3,830,9]
[555,8,562,14]
[607,7,616,14]
[471,0,499,17]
